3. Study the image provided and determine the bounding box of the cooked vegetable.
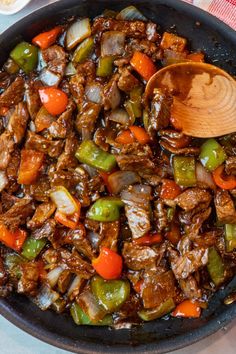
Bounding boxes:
[66,18,91,50]
[0,224,27,251]
[87,197,123,222]
[212,165,236,190]
[138,298,175,321]
[199,138,227,171]
[21,237,47,260]
[172,300,201,318]
[0,170,8,192]
[129,126,150,144]
[47,266,64,288]
[35,106,54,132]
[196,162,216,189]
[160,32,187,52]
[207,247,225,286]
[96,56,114,77]
[65,62,76,76]
[173,156,196,187]
[130,51,157,81]
[133,233,162,246]
[91,275,130,311]
[85,83,103,104]
[50,186,79,216]
[101,31,125,57]
[115,130,134,144]
[75,140,117,172]
[70,302,112,325]
[160,179,181,200]
[18,149,44,185]
[116,6,147,21]
[39,87,68,116]
[225,224,236,252]
[4,58,19,74]
[33,285,59,310]
[10,41,38,74]
[72,37,94,64]
[128,86,143,118]
[107,171,141,194]
[109,108,130,125]
[92,248,123,280]
[32,26,62,49]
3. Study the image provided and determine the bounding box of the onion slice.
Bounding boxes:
[67,275,83,299]
[66,18,91,50]
[47,266,64,288]
[65,62,76,76]
[85,83,103,104]
[39,68,61,87]
[50,186,79,215]
[196,162,216,190]
[0,171,8,192]
[33,285,59,310]
[116,6,147,21]
[108,171,141,194]
[101,31,125,57]
[109,108,130,126]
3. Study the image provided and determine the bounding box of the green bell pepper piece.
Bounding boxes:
[143,109,149,132]
[70,302,113,325]
[173,156,196,187]
[21,237,47,260]
[5,253,25,278]
[87,197,124,222]
[10,41,38,74]
[91,275,130,312]
[199,138,227,171]
[75,140,116,172]
[138,298,175,321]
[72,37,94,64]
[225,224,236,252]
[207,247,225,286]
[96,56,114,77]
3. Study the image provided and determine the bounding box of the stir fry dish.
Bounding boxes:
[0,5,236,328]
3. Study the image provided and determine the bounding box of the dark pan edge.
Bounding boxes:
[0,0,236,353]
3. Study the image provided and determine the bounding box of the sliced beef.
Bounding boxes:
[25,131,64,158]
[182,207,212,238]
[25,80,41,120]
[0,76,24,108]
[215,190,236,224]
[175,188,211,211]
[225,157,236,175]
[67,228,95,260]
[193,230,218,248]
[5,148,21,193]
[49,169,81,190]
[0,71,11,91]
[56,132,79,170]
[7,102,29,143]
[31,219,56,240]
[121,185,151,239]
[24,174,51,202]
[116,155,155,174]
[141,270,176,309]
[126,38,162,62]
[48,100,75,139]
[117,68,139,93]
[0,131,14,170]
[76,102,101,139]
[103,76,121,111]
[0,197,34,231]
[160,140,200,155]
[40,45,66,86]
[154,199,168,231]
[179,275,202,299]
[169,247,208,280]
[122,242,159,271]
[99,221,119,252]
[63,249,94,279]
[1,191,19,212]
[27,202,56,229]
[18,262,39,296]
[69,74,85,107]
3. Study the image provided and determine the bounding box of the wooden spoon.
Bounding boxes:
[145,62,236,138]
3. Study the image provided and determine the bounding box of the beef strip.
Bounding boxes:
[154,199,168,231]
[175,188,211,211]
[76,102,101,139]
[117,68,139,93]
[41,45,66,86]
[24,174,51,202]
[183,207,212,238]
[179,275,202,299]
[27,202,56,229]
[103,76,121,111]
[141,270,176,309]
[31,219,56,240]
[121,185,152,239]
[99,221,120,252]
[0,76,24,108]
[7,102,29,143]
[0,197,34,231]
[18,262,39,296]
[48,100,75,139]
[122,242,160,271]
[5,148,20,193]
[0,71,11,91]
[25,131,64,158]
[25,80,42,120]
[169,247,208,280]
[215,190,236,224]
[160,140,200,155]
[116,155,155,174]
[0,131,14,170]
[225,157,236,175]
[49,168,81,190]
[63,249,94,279]
[56,132,79,170]
[125,38,162,62]
[67,228,95,260]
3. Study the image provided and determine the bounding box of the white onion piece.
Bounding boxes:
[116,6,147,21]
[109,108,130,125]
[78,289,106,321]
[65,62,76,76]
[85,83,103,104]
[108,171,141,194]
[101,31,125,57]
[196,162,216,190]
[106,80,121,110]
[121,184,151,205]
[39,68,61,87]
[66,18,91,50]
[33,285,59,310]
[0,171,8,192]
[87,231,102,251]
[81,164,98,177]
[37,50,47,71]
[47,266,64,288]
[50,186,79,215]
[67,275,83,299]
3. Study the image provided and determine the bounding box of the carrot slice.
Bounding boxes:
[115,130,135,144]
[32,26,62,49]
[129,126,150,144]
[172,300,201,318]
[130,51,157,81]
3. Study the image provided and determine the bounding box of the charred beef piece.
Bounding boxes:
[116,155,155,174]
[7,102,29,143]
[122,242,160,271]
[40,45,66,86]
[0,76,24,108]
[121,185,152,239]
[181,207,212,238]
[62,249,94,279]
[125,38,162,62]
[31,219,56,240]
[169,247,208,280]
[99,221,120,252]
[24,174,51,202]
[175,188,212,211]
[117,68,139,93]
[56,132,79,170]
[49,168,81,191]
[225,157,236,175]
[76,102,101,139]
[154,199,168,231]
[0,131,14,169]
[27,202,56,229]
[193,230,218,248]
[25,131,64,158]
[48,100,75,139]
[25,80,42,120]
[67,228,95,260]
[179,275,202,299]
[141,270,176,309]
[0,197,34,231]
[215,190,236,224]
[18,262,39,296]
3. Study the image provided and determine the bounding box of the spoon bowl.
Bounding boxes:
[145,62,236,138]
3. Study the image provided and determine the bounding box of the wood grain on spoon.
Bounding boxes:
[145,62,236,138]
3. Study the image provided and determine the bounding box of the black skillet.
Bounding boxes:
[0,0,236,353]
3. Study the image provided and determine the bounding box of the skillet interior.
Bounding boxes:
[0,0,236,353]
